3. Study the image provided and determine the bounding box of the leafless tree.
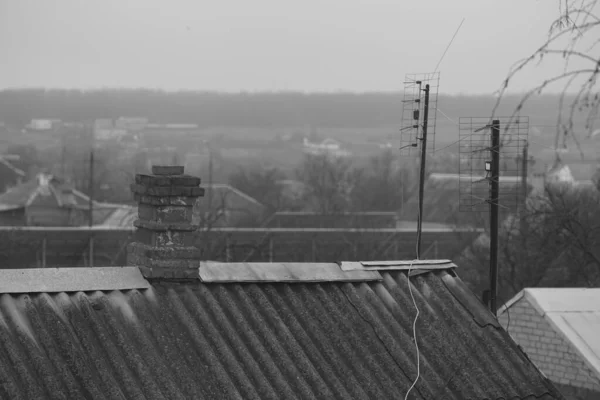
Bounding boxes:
[460,182,600,301]
[296,153,354,214]
[494,0,600,152]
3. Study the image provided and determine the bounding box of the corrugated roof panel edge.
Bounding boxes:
[0,260,462,293]
[340,259,457,271]
[0,267,151,294]
[198,262,382,283]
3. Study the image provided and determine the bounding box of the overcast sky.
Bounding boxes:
[0,0,587,93]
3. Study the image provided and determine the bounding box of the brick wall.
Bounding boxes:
[499,297,600,396]
[127,165,204,279]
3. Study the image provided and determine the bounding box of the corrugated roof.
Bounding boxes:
[95,206,137,228]
[203,183,264,207]
[500,288,600,381]
[0,264,562,399]
[0,175,88,211]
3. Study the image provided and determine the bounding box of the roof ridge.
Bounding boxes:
[198,262,382,283]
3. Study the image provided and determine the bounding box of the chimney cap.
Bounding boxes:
[152,166,184,176]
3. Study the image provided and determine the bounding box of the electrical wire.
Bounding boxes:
[404,257,420,400]
[433,18,465,73]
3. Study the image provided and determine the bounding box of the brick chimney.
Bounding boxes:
[127,166,204,279]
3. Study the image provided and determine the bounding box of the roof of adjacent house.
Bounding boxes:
[499,288,600,381]
[264,211,398,228]
[0,158,26,178]
[93,205,138,228]
[0,261,563,399]
[0,174,86,212]
[0,174,137,226]
[201,183,264,208]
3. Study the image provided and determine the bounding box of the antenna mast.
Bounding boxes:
[400,72,440,259]
[458,116,529,315]
[416,84,430,258]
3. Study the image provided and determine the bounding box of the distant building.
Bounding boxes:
[0,156,25,193]
[0,174,129,227]
[95,129,128,141]
[303,138,351,157]
[94,118,114,130]
[530,159,598,193]
[401,173,527,226]
[27,119,60,131]
[115,117,148,131]
[264,211,398,229]
[145,123,198,130]
[194,183,266,227]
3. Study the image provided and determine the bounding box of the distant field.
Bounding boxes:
[0,128,63,151]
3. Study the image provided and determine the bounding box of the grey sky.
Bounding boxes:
[0,0,583,93]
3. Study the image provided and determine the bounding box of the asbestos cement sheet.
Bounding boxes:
[0,267,151,294]
[199,262,382,283]
[340,259,456,271]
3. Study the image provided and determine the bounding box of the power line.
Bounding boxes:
[433,18,465,73]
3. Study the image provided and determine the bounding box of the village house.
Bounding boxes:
[0,173,131,227]
[0,165,565,399]
[302,137,352,157]
[194,183,267,227]
[499,288,600,400]
[0,155,25,193]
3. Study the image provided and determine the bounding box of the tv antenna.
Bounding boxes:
[400,72,440,259]
[458,116,529,315]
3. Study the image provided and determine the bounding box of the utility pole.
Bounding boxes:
[88,124,95,268]
[520,143,529,205]
[489,119,500,315]
[521,143,529,234]
[61,133,67,178]
[208,145,213,212]
[515,141,533,236]
[416,84,430,259]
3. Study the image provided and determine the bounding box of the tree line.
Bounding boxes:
[0,89,582,129]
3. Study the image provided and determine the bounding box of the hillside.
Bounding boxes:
[1,89,599,166]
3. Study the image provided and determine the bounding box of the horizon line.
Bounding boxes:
[0,87,578,97]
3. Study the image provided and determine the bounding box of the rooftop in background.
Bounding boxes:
[0,261,563,399]
[264,211,398,229]
[401,173,526,226]
[0,174,133,226]
[499,288,600,397]
[0,174,90,212]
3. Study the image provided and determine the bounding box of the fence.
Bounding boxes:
[0,226,481,268]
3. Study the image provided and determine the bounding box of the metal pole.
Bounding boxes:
[521,142,529,207]
[521,142,529,237]
[416,84,430,259]
[489,119,500,315]
[88,149,94,227]
[88,125,95,267]
[208,143,213,215]
[42,237,47,268]
[89,236,95,268]
[61,133,67,178]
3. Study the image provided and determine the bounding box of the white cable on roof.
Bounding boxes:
[404,254,420,399]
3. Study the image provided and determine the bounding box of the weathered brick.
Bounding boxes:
[138,204,193,224]
[134,193,202,206]
[136,174,171,186]
[152,165,184,175]
[133,219,197,232]
[136,174,202,187]
[134,227,197,247]
[138,265,198,280]
[131,184,205,198]
[170,196,201,206]
[128,242,202,260]
[129,165,204,280]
